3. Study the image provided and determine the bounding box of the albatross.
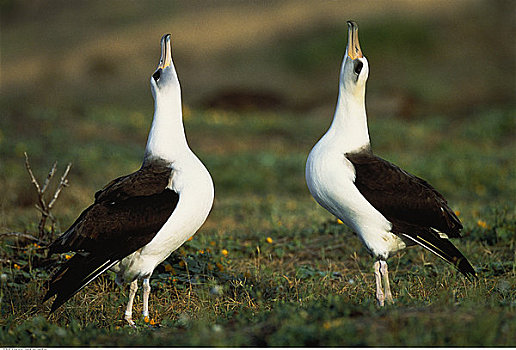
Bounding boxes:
[44,34,214,325]
[305,21,476,306]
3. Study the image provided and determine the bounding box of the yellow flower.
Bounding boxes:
[266,237,273,244]
[149,318,156,325]
[337,219,344,225]
[65,254,72,260]
[198,249,204,254]
[216,262,224,272]
[187,236,194,241]
[454,210,461,217]
[221,249,228,256]
[144,316,149,323]
[13,263,21,270]
[477,220,487,228]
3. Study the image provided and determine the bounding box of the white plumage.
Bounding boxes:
[45,34,214,326]
[113,35,214,286]
[306,21,475,306]
[305,23,405,262]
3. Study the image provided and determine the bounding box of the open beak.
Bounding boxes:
[346,21,363,60]
[158,34,172,69]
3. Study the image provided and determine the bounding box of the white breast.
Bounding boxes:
[116,155,214,282]
[306,137,404,259]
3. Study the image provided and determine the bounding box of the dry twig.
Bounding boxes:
[23,152,72,241]
[0,231,42,243]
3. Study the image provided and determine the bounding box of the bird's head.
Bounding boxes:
[150,34,180,101]
[340,21,369,94]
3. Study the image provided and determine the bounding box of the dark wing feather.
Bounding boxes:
[395,222,476,280]
[346,151,462,237]
[50,189,178,253]
[50,160,177,253]
[347,150,476,279]
[94,159,172,203]
[45,160,179,311]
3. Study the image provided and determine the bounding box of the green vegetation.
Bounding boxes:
[1,1,515,347]
[1,106,514,346]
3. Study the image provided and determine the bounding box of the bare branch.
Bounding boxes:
[34,204,45,214]
[0,231,43,243]
[23,153,72,240]
[41,161,58,193]
[48,162,72,210]
[24,152,42,194]
[25,152,49,220]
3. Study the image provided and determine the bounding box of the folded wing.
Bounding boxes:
[347,150,475,279]
[44,160,179,311]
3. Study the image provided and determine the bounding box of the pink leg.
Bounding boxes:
[142,278,151,319]
[380,260,394,304]
[124,280,138,327]
[374,261,385,306]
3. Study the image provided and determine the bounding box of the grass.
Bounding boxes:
[1,105,514,346]
[1,1,515,347]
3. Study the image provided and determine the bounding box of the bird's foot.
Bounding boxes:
[385,290,394,305]
[125,316,137,328]
[376,287,394,307]
[379,260,394,305]
[376,286,386,307]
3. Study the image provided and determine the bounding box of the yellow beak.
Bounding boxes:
[158,34,172,69]
[347,21,363,60]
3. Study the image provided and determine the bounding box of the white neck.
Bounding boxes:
[327,82,370,153]
[144,91,189,163]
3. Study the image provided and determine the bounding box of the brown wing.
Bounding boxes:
[94,160,172,203]
[346,150,462,237]
[44,160,180,312]
[50,160,179,255]
[346,150,475,280]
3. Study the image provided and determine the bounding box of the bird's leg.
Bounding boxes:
[142,278,151,320]
[374,260,385,306]
[125,280,138,327]
[380,260,394,304]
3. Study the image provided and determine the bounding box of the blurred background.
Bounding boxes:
[2,0,514,115]
[0,0,514,228]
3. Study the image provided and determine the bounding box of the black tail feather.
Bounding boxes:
[43,253,119,313]
[402,231,477,281]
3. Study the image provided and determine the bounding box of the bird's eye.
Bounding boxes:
[354,61,363,75]
[152,68,162,82]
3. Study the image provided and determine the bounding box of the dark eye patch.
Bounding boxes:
[354,61,363,75]
[152,68,162,82]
